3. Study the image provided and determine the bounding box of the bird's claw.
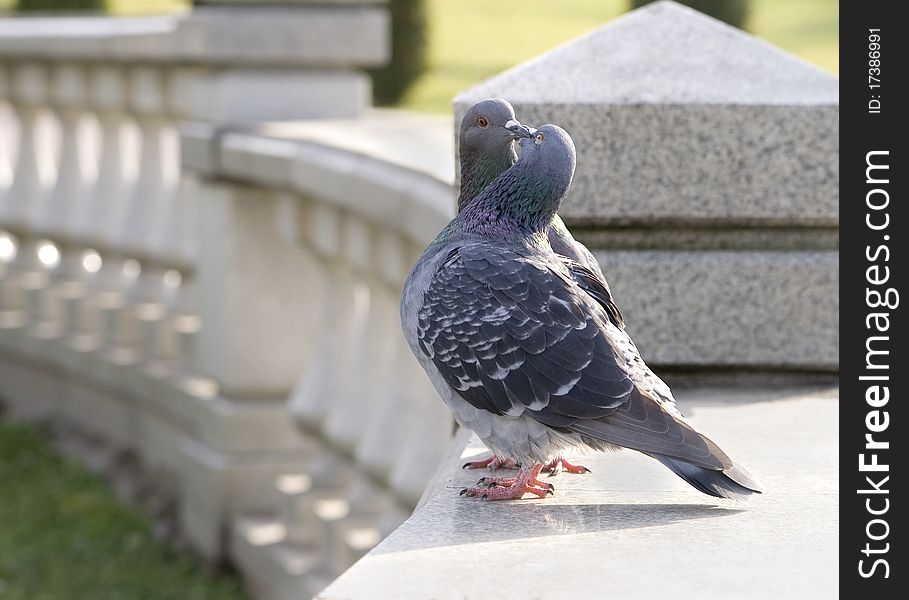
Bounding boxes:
[461,487,494,500]
[462,465,556,500]
[542,458,591,476]
[462,455,521,471]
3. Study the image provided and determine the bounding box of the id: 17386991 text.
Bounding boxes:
[867,29,881,114]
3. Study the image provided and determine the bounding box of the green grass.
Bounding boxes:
[0,420,247,600]
[398,0,839,112]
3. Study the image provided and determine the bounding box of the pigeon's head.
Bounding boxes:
[459,98,532,152]
[516,124,577,193]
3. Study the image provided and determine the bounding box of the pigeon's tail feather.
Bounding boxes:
[567,388,763,499]
[650,454,764,500]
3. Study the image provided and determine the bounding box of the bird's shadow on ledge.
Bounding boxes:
[372,500,743,554]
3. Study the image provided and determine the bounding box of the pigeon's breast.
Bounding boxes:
[406,326,586,465]
[467,405,587,465]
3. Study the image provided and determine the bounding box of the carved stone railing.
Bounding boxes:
[180,112,457,596]
[0,4,460,591]
[0,0,442,587]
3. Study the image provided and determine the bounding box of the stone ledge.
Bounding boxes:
[317,385,838,600]
[177,6,389,67]
[182,110,456,249]
[0,5,388,67]
[170,69,372,122]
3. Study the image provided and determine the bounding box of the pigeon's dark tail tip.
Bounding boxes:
[652,455,764,500]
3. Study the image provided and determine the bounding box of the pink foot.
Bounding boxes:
[542,457,591,476]
[460,465,552,500]
[462,454,521,471]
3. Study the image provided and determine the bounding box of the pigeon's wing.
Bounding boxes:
[416,243,723,469]
[560,257,676,405]
[548,215,607,282]
[560,258,624,329]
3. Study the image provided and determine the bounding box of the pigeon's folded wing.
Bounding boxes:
[560,257,676,406]
[416,242,726,470]
[559,258,624,329]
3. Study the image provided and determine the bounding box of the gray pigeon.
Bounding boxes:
[457,99,609,474]
[458,99,607,284]
[401,124,763,500]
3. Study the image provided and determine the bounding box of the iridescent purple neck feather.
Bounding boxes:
[456,124,577,244]
[458,144,517,212]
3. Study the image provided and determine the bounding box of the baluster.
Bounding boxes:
[99,66,177,358]
[134,77,200,369]
[353,231,413,480]
[387,243,454,506]
[30,63,94,334]
[288,199,348,429]
[59,66,136,370]
[0,65,14,280]
[81,66,133,253]
[320,214,378,452]
[0,65,13,208]
[0,63,54,333]
[387,355,454,506]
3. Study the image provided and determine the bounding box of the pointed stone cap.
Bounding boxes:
[455,0,839,226]
[458,0,836,107]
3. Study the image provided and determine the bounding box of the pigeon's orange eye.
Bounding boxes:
[534,132,545,144]
[476,116,489,128]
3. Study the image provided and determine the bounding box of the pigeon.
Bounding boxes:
[400,124,763,501]
[456,99,610,474]
[458,99,607,284]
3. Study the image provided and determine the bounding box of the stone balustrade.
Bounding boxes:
[0,3,459,591]
[0,1,456,593]
[177,113,457,595]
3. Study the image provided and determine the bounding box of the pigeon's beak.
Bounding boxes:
[504,119,534,139]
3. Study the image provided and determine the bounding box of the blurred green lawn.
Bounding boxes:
[402,0,838,111]
[0,421,246,599]
[0,0,837,113]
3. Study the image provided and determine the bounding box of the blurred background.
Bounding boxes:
[2,0,839,111]
[0,1,838,599]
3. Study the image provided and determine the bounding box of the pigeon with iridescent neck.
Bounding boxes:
[456,99,607,474]
[401,124,763,500]
[458,100,607,284]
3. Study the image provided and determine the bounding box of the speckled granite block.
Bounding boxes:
[454,0,838,226]
[595,250,838,369]
[503,105,837,226]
